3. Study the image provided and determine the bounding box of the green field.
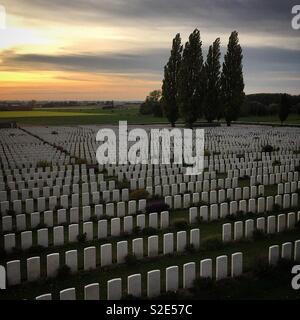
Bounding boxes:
[0,107,300,126]
[0,107,166,126]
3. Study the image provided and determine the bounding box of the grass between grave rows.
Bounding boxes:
[1,202,298,264]
[1,199,299,300]
[1,229,299,300]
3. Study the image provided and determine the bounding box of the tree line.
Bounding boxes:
[140,29,296,126]
[140,29,244,127]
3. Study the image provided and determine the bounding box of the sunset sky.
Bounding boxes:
[0,0,299,101]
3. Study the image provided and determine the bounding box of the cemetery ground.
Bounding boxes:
[0,107,300,126]
[0,124,300,300]
[1,217,300,300]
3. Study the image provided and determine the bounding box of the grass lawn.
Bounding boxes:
[1,201,300,300]
[0,107,166,126]
[0,107,299,126]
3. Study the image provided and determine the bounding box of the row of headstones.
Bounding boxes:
[131,176,237,192]
[1,174,110,193]
[0,178,240,211]
[278,182,300,195]
[1,167,98,182]
[1,203,169,233]
[2,162,192,177]
[222,211,300,242]
[116,163,296,183]
[1,165,192,186]
[117,170,216,183]
[5,228,201,286]
[269,240,300,265]
[249,171,299,186]
[34,252,243,300]
[188,195,299,223]
[225,165,298,179]
[0,167,217,194]
[0,182,119,202]
[3,211,170,252]
[0,190,138,215]
[0,163,90,176]
[165,185,266,210]
[0,176,264,206]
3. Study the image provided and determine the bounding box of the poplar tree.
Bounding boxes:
[279,93,290,124]
[221,31,245,126]
[203,38,221,123]
[177,29,204,128]
[162,33,182,127]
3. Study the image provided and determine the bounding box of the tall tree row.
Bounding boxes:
[161,29,244,127]
[161,34,182,127]
[203,38,221,122]
[279,93,291,124]
[221,31,245,126]
[177,29,204,128]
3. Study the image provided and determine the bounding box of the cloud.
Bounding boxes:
[1,0,299,97]
[0,48,169,74]
[3,0,298,35]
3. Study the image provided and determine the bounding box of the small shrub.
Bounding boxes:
[198,200,208,206]
[273,203,281,212]
[239,175,250,180]
[37,160,51,168]
[225,214,237,221]
[12,247,23,255]
[77,232,87,243]
[252,229,265,241]
[75,158,86,165]
[51,131,58,135]
[152,194,163,201]
[145,201,169,214]
[36,222,47,229]
[132,226,141,235]
[156,291,181,300]
[204,150,211,157]
[195,216,204,224]
[173,219,188,230]
[56,265,71,279]
[236,211,244,219]
[0,248,7,259]
[90,216,98,223]
[129,188,149,201]
[262,145,274,153]
[6,209,16,216]
[141,227,157,236]
[27,245,44,254]
[124,254,138,266]
[185,244,196,253]
[203,238,224,251]
[246,211,255,218]
[272,160,281,166]
[192,277,215,293]
[251,256,271,277]
[56,145,64,152]
[117,179,130,189]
